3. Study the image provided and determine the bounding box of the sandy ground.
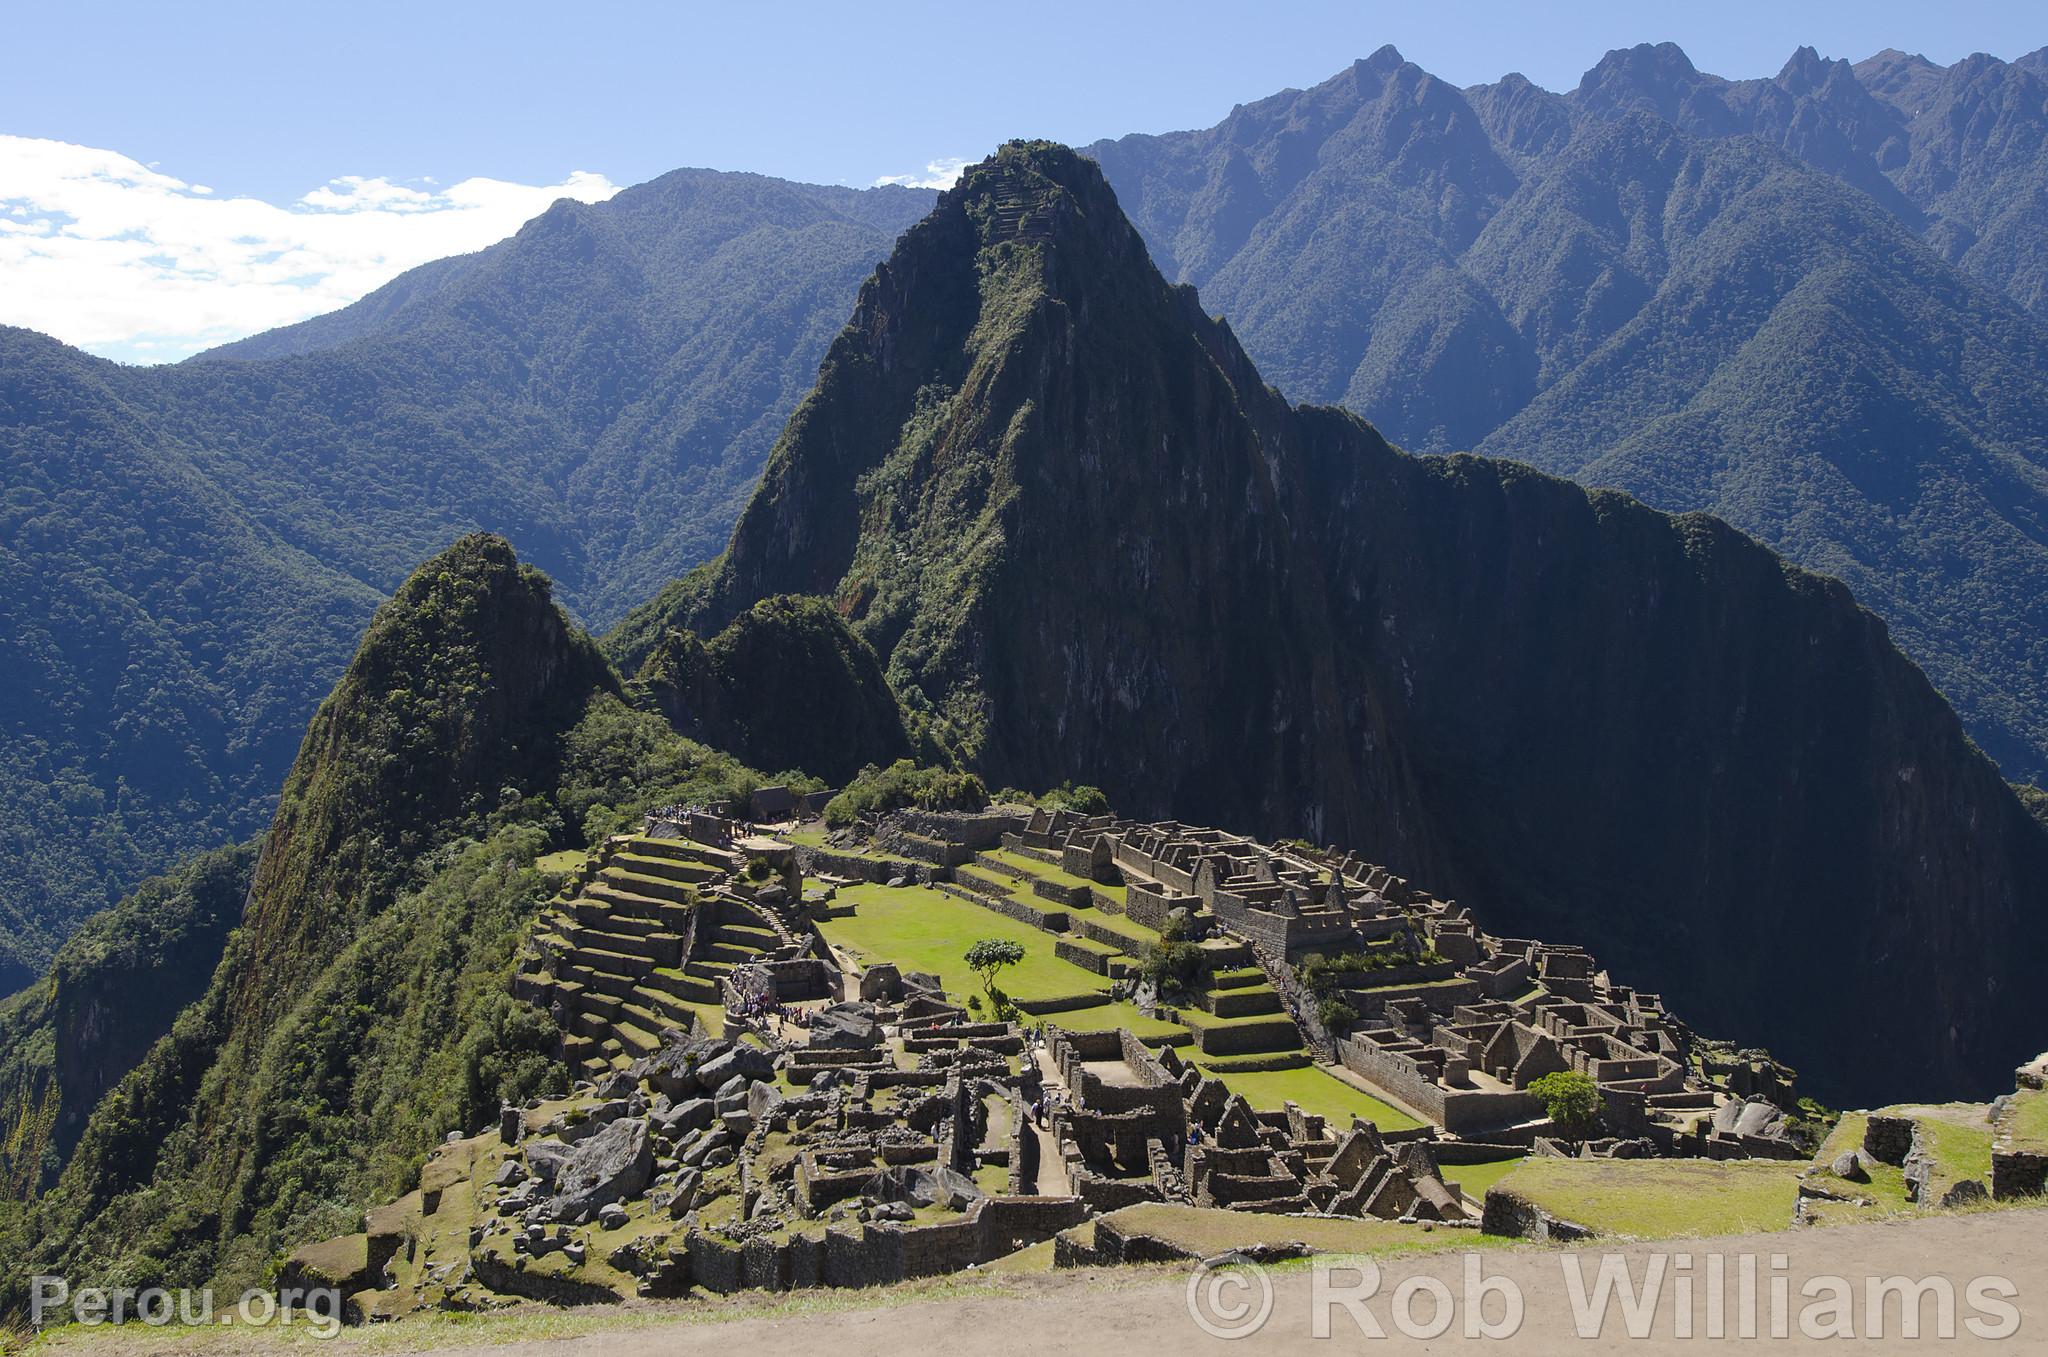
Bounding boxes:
[46,1206,2047,1355]
[442,1208,2048,1354]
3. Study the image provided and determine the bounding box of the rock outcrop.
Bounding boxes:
[617,142,2048,1104]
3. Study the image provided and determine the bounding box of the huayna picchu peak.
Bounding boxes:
[618,141,2048,1108]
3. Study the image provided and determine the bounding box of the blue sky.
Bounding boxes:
[8,0,2040,197]
[2,0,2040,360]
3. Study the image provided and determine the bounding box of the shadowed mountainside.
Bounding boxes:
[620,142,2048,1105]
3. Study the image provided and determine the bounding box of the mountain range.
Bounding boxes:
[0,173,931,986]
[623,142,2048,1106]
[1084,42,2048,786]
[8,142,2046,1302]
[4,40,2048,1004]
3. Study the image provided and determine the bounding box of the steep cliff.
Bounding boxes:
[619,142,2048,1104]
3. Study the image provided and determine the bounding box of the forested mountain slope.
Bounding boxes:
[624,142,2048,1105]
[0,173,931,986]
[1084,45,2048,783]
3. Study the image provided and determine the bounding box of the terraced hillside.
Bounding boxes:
[804,827,1421,1132]
[520,834,821,1078]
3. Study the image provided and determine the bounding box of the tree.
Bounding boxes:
[1529,1070,1601,1140]
[964,938,1026,1019]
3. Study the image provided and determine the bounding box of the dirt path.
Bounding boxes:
[42,1208,2048,1354]
[1031,1044,1073,1194]
[405,1209,2048,1355]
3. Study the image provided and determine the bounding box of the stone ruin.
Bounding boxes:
[1041,1027,1469,1222]
[288,801,1819,1320]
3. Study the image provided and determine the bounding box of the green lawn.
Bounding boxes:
[1194,1061,1424,1131]
[1917,1112,1994,1192]
[2005,1089,2048,1152]
[987,847,1096,892]
[1441,1156,1527,1201]
[1070,904,1161,944]
[1048,1000,1189,1043]
[817,882,1107,1004]
[535,849,589,874]
[1494,1158,1802,1239]
[1811,1107,1994,1220]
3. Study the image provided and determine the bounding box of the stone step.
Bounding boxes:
[569,943,657,981]
[956,865,1017,896]
[613,852,720,886]
[561,922,682,968]
[614,1008,668,1056]
[1204,985,1284,1019]
[629,984,702,1029]
[1177,1011,1303,1057]
[570,902,673,937]
[645,966,721,1004]
[625,837,740,871]
[710,923,779,948]
[972,852,1029,881]
[701,940,764,965]
[560,962,644,1003]
[1211,967,1268,991]
[583,880,687,920]
[600,869,695,906]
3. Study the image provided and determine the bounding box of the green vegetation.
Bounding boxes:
[1194,1062,1424,1132]
[816,884,1104,1005]
[630,597,915,785]
[0,841,259,1199]
[1089,50,2048,786]
[0,539,784,1312]
[823,761,989,828]
[614,140,2048,1108]
[1135,914,1210,1002]
[1441,1156,1526,1201]
[1530,1070,1601,1140]
[2005,1089,2048,1152]
[1300,945,1447,987]
[0,171,932,995]
[1493,1158,1803,1239]
[999,782,1110,815]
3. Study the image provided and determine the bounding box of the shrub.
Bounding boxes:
[1037,782,1110,815]
[1138,937,1210,1001]
[824,760,988,827]
[1315,997,1358,1032]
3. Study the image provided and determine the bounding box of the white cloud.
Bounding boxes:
[872,157,968,190]
[0,136,620,363]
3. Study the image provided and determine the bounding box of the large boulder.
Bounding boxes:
[659,1098,716,1139]
[523,1138,574,1185]
[811,1003,882,1050]
[544,1117,655,1223]
[696,1043,774,1091]
[867,1163,985,1211]
[747,1080,788,1122]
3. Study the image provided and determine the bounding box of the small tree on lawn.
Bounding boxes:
[964,938,1026,1021]
[1530,1070,1601,1140]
